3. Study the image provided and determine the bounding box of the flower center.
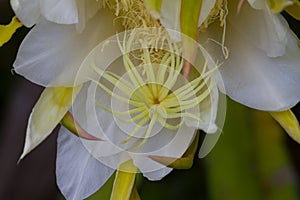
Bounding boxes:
[90,29,218,149]
[153,97,160,105]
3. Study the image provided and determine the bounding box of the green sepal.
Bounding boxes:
[60,111,102,141]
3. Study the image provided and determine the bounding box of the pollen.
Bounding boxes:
[152,97,160,105]
[103,0,167,62]
[103,0,161,29]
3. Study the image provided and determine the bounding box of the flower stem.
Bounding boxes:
[110,160,137,200]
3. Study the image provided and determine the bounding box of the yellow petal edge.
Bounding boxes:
[0,16,22,47]
[19,86,82,160]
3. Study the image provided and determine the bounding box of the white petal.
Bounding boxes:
[10,0,40,27]
[72,83,128,172]
[230,0,292,57]
[208,1,300,110]
[131,155,172,181]
[10,0,79,27]
[57,126,115,200]
[198,89,227,158]
[40,0,78,24]
[184,45,226,134]
[14,9,120,87]
[75,0,102,33]
[197,85,219,133]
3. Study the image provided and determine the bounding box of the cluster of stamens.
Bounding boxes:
[90,30,217,148]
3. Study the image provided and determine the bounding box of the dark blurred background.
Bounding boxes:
[0,0,300,199]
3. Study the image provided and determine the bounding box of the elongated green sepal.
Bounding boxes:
[270,110,300,143]
[60,111,102,140]
[0,16,22,47]
[180,0,202,77]
[110,160,137,200]
[149,133,199,169]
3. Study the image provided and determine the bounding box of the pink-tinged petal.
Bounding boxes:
[60,111,103,141]
[237,0,246,13]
